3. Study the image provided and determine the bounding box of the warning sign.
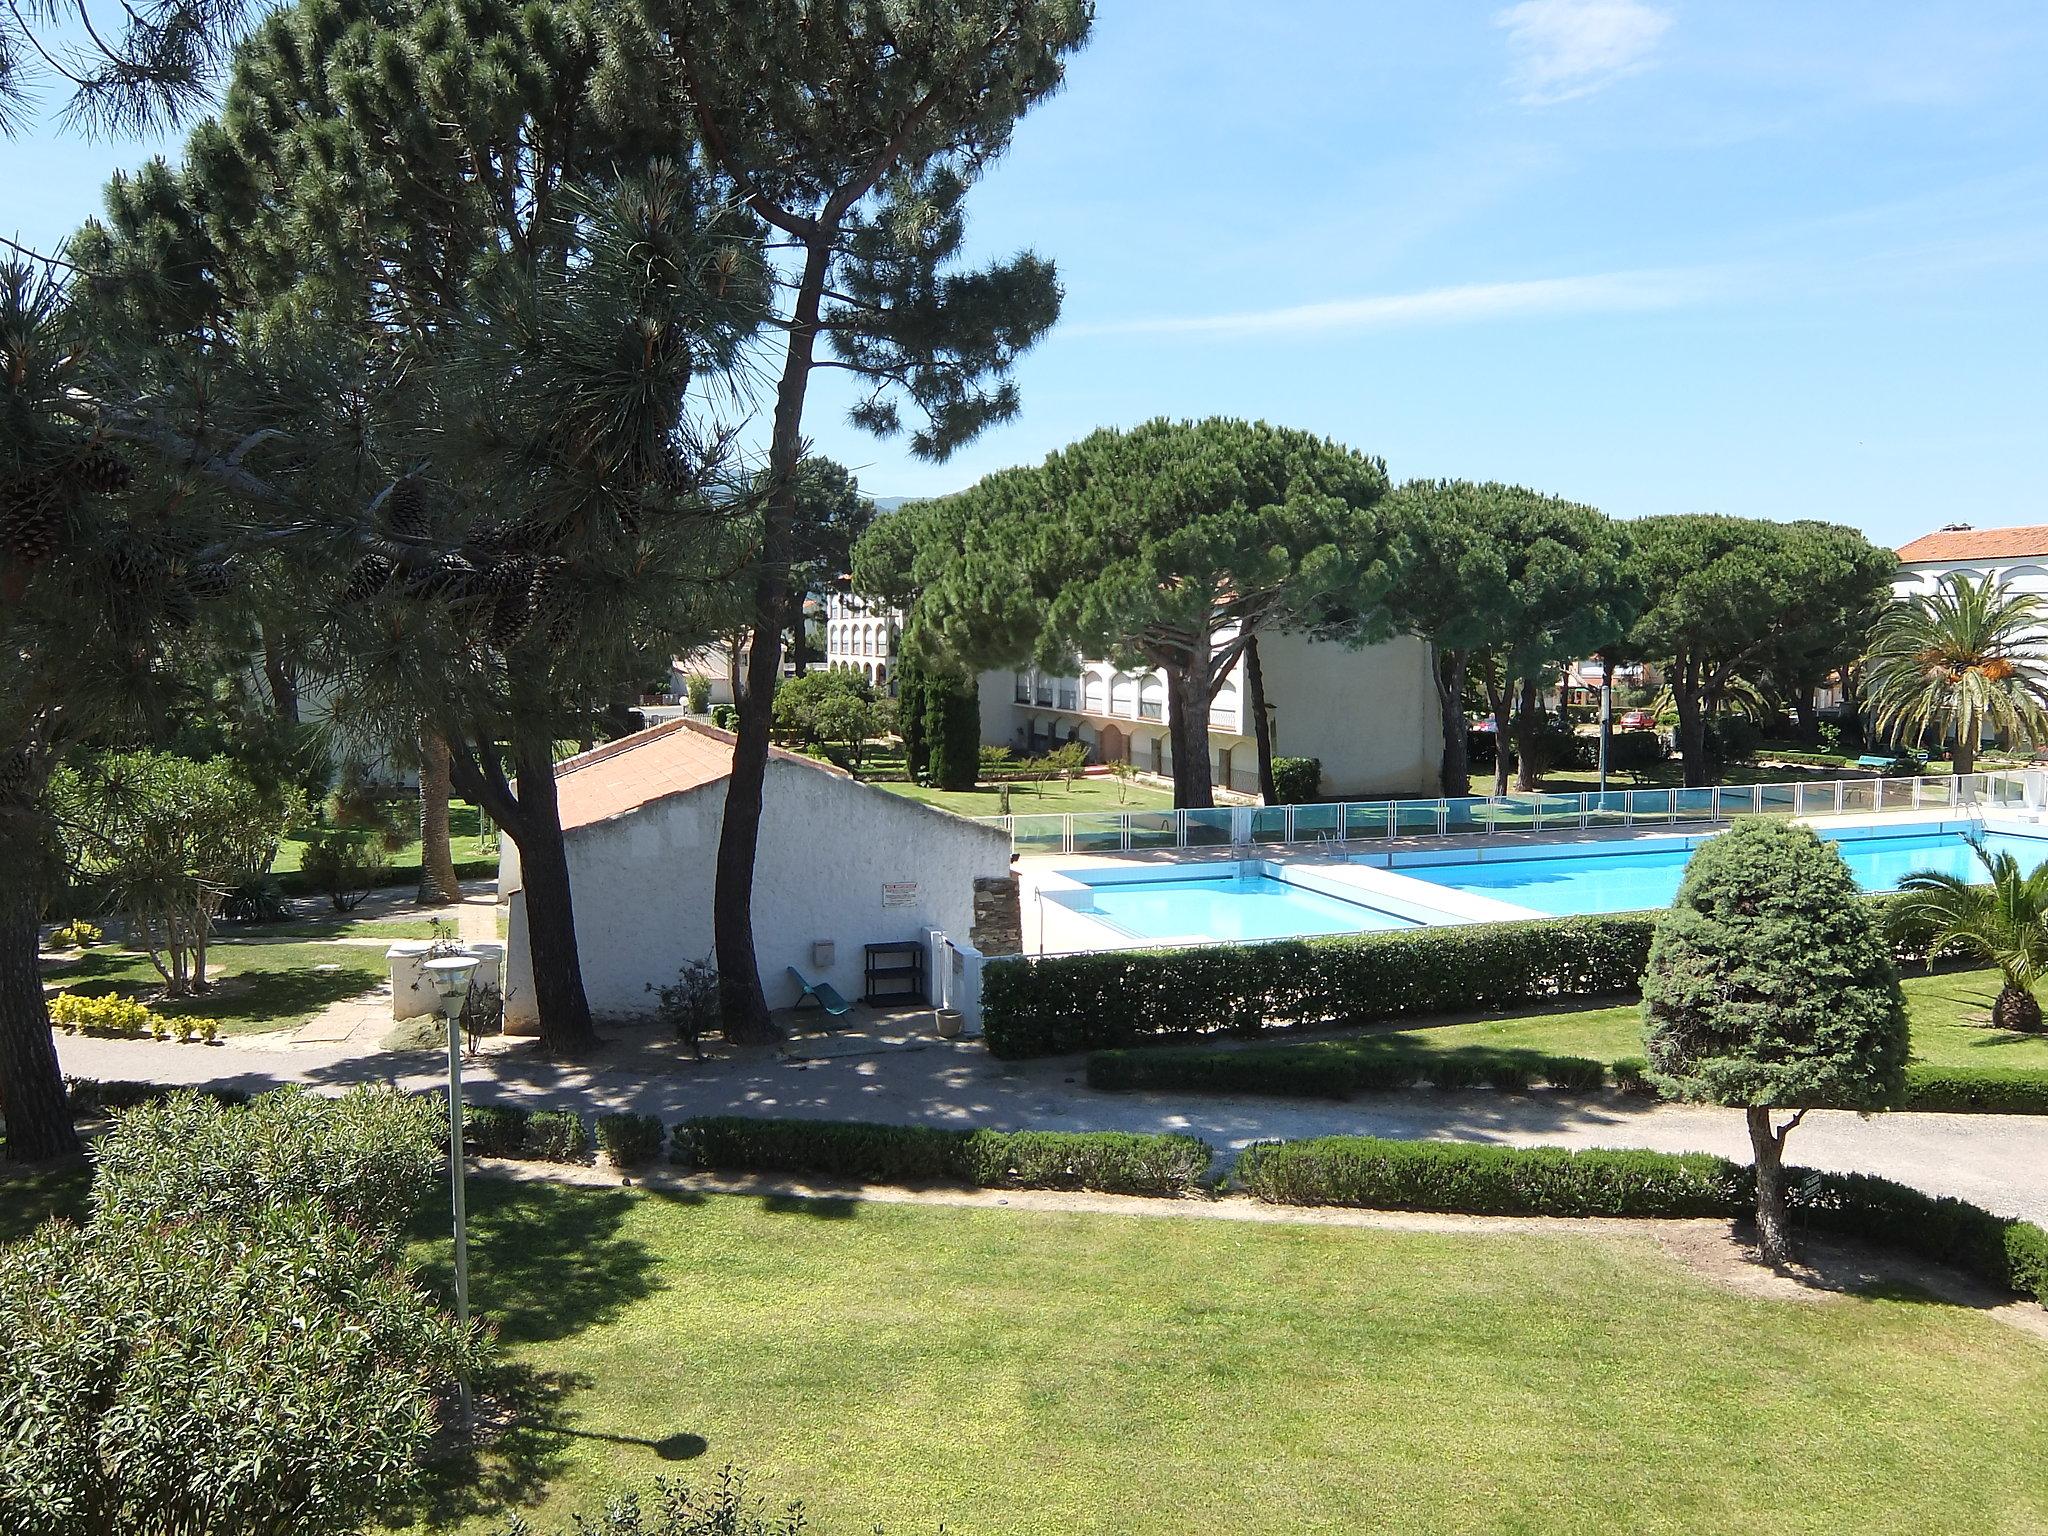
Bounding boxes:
[881,881,919,908]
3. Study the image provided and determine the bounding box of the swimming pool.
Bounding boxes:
[1084,872,1420,941]
[1397,825,2048,917]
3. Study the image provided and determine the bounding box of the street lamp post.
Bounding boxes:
[422,953,481,1438]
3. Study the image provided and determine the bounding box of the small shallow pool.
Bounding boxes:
[1398,826,2048,917]
[1084,872,1419,942]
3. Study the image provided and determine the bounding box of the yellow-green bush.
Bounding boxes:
[48,992,216,1044]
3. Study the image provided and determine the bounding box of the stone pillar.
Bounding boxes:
[969,874,1023,956]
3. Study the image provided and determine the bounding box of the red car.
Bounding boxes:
[1617,709,1656,731]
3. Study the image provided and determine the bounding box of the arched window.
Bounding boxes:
[1082,672,1105,712]
[1209,681,1240,734]
[1138,676,1165,722]
[1108,673,1134,716]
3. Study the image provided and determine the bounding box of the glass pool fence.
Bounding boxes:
[986,771,2038,857]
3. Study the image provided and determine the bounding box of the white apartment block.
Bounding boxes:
[823,586,901,692]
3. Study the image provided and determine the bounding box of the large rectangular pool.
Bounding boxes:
[1085,872,1420,942]
[1397,826,2048,917]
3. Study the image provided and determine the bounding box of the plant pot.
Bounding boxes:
[933,1008,965,1039]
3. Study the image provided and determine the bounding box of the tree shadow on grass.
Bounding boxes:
[756,1192,859,1220]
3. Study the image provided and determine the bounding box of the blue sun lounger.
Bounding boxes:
[787,966,854,1016]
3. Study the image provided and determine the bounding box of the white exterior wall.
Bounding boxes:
[1251,630,1441,798]
[1896,557,2048,603]
[822,589,900,692]
[501,759,1010,1029]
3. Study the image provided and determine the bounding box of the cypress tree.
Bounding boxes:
[924,668,981,792]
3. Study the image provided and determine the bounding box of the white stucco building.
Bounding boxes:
[499,719,1012,1031]
[821,587,901,693]
[1895,523,2048,602]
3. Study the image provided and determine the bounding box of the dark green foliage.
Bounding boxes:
[1234,1137,1744,1219]
[297,828,389,912]
[893,649,931,780]
[524,1109,587,1163]
[1644,820,1909,1109]
[1087,1041,1610,1099]
[497,1466,808,1536]
[1789,1169,2048,1305]
[1901,1064,2048,1115]
[982,913,1658,1058]
[464,1102,532,1157]
[1270,756,1321,803]
[673,1116,1212,1198]
[772,669,872,745]
[595,1112,666,1167]
[710,703,739,732]
[1607,729,1666,777]
[1611,1057,1656,1096]
[923,666,983,790]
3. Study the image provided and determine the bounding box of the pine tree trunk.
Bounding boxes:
[1746,1106,1796,1266]
[1166,666,1215,808]
[1433,645,1470,797]
[1512,676,1542,793]
[1673,659,1709,788]
[1793,687,1820,747]
[416,731,462,906]
[1489,680,1513,799]
[508,734,598,1056]
[0,869,77,1163]
[1244,634,1279,804]
[260,620,300,724]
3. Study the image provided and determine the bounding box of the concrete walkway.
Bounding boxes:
[53,1017,2048,1225]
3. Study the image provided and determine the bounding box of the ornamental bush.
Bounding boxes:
[1234,1137,1743,1218]
[1900,1064,2048,1115]
[673,1116,1212,1197]
[1644,819,1908,1262]
[1270,756,1321,803]
[525,1109,589,1162]
[464,1102,533,1156]
[596,1111,666,1166]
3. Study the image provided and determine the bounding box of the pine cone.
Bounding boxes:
[525,556,574,634]
[502,514,556,556]
[341,552,396,604]
[486,589,533,646]
[402,552,475,599]
[74,448,135,495]
[381,478,431,542]
[0,477,64,563]
[109,541,169,590]
[184,561,233,601]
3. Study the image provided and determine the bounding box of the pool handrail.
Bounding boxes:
[984,771,2037,856]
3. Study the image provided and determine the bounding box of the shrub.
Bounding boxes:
[710,702,738,731]
[525,1108,588,1162]
[1786,1168,2048,1305]
[497,1466,808,1536]
[92,1087,444,1253]
[49,992,160,1038]
[649,957,720,1059]
[47,919,102,949]
[1901,1064,2048,1115]
[923,668,983,790]
[983,912,1658,1058]
[685,674,712,713]
[1234,1137,1744,1218]
[464,1102,532,1156]
[1086,1040,1609,1099]
[67,1078,249,1116]
[596,1111,666,1167]
[298,828,390,911]
[673,1116,1212,1197]
[1606,730,1665,778]
[1611,1057,1656,1096]
[1270,756,1321,803]
[0,1199,484,1536]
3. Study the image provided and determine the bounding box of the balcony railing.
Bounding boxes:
[984,772,2031,856]
[1208,710,1238,732]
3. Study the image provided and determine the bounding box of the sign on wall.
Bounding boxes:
[881,881,919,908]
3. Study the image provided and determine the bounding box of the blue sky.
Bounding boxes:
[9,1,2048,547]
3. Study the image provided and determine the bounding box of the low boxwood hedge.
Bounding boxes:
[1234,1137,1744,1218]
[1233,1134,2048,1304]
[1901,1064,2048,1115]
[1087,1041,1610,1099]
[672,1115,1213,1197]
[984,893,1935,1060]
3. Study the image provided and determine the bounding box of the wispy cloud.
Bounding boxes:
[1496,0,1674,105]
[1065,266,1741,340]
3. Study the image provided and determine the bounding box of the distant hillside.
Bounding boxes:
[871,496,913,512]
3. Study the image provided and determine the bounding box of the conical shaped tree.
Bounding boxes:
[1643,819,1908,1265]
[1891,837,2048,1032]
[1864,573,2048,774]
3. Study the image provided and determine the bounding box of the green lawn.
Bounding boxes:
[45,940,386,1035]
[1368,967,2048,1071]
[877,776,1176,818]
[230,915,453,941]
[0,1161,91,1241]
[272,800,497,885]
[402,1180,2048,1535]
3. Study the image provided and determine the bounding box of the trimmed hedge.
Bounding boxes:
[1235,1137,1743,1218]
[987,893,1937,1059]
[595,1111,666,1167]
[672,1115,1212,1197]
[1902,1064,2048,1115]
[525,1109,587,1163]
[1233,1134,2048,1304]
[67,1079,250,1116]
[1087,1041,1609,1098]
[464,1103,532,1157]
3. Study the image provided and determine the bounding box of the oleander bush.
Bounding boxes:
[1234,1137,1744,1218]
[1086,1040,1610,1099]
[985,893,1939,1059]
[673,1116,1213,1197]
[464,1102,533,1157]
[525,1109,589,1162]
[596,1111,667,1167]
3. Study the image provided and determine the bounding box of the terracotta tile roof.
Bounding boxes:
[552,719,847,831]
[1897,525,2048,563]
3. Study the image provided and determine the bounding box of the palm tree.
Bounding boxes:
[1892,837,2048,1032]
[1863,573,2048,773]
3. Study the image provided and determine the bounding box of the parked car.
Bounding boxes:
[1617,709,1656,731]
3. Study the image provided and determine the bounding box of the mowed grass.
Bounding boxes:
[271,800,497,883]
[875,775,1176,818]
[44,941,385,1035]
[411,1181,2048,1536]
[1369,967,2048,1072]
[0,1160,91,1241]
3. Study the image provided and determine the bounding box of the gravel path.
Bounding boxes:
[56,1019,2048,1224]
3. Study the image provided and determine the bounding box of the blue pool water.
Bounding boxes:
[1402,827,2048,917]
[1087,873,1418,941]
